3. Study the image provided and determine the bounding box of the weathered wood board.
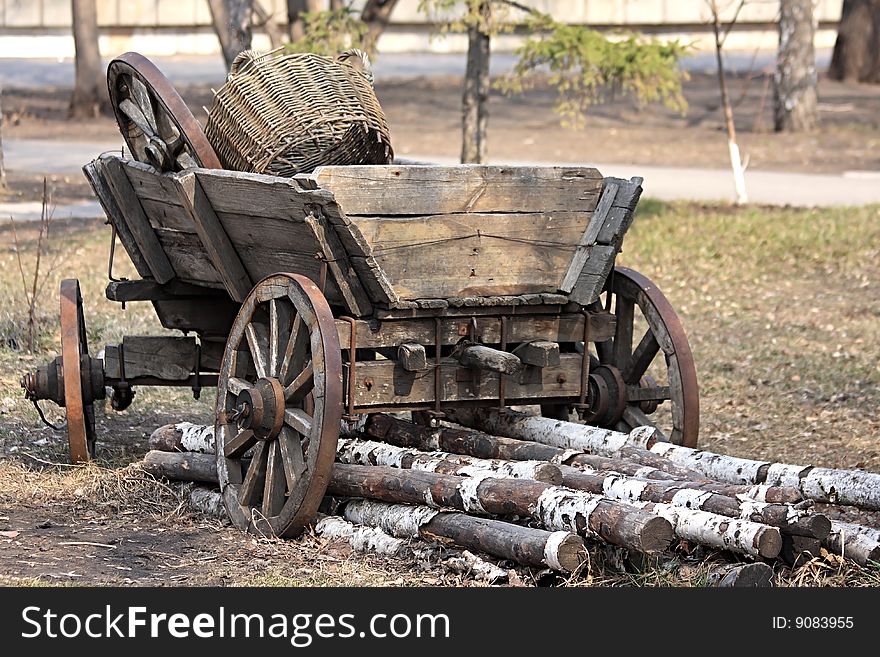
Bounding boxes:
[312,165,604,215]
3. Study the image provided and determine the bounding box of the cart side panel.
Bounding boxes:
[311,165,606,305]
[312,165,604,215]
[352,211,595,299]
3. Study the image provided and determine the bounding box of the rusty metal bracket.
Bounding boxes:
[579,309,591,407]
[340,316,358,419]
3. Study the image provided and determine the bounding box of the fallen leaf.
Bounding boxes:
[0,530,20,539]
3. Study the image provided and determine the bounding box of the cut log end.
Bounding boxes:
[757,527,784,559]
[546,531,589,573]
[640,515,676,554]
[711,562,774,588]
[532,462,564,485]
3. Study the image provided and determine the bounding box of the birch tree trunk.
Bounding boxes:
[149,422,216,453]
[208,0,255,71]
[336,437,562,483]
[461,1,491,164]
[340,499,587,572]
[650,442,880,510]
[824,523,880,566]
[774,0,818,132]
[69,0,106,119]
[329,463,674,554]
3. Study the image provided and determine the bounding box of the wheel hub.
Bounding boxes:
[231,377,285,440]
[579,365,627,428]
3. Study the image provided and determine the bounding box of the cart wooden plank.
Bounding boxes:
[312,165,604,215]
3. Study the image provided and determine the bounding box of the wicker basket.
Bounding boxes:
[205,49,393,177]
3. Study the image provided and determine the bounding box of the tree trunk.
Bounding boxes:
[361,0,400,53]
[341,499,587,572]
[828,0,880,83]
[328,463,674,554]
[651,441,880,510]
[140,450,219,483]
[208,0,255,71]
[708,0,747,204]
[461,2,491,164]
[774,0,818,132]
[149,422,216,453]
[336,437,563,483]
[69,0,105,119]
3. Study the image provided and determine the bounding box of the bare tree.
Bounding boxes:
[774,0,817,132]
[461,1,491,164]
[69,0,106,119]
[707,0,748,204]
[829,0,880,83]
[208,0,256,70]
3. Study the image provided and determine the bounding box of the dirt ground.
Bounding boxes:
[1,68,879,587]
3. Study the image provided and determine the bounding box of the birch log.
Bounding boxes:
[559,468,829,538]
[366,413,705,482]
[141,450,218,483]
[650,442,880,510]
[336,437,562,483]
[707,562,774,587]
[447,407,661,453]
[315,515,508,582]
[328,463,674,554]
[439,411,802,503]
[340,499,586,572]
[189,487,226,518]
[824,522,880,566]
[149,422,216,453]
[628,501,782,558]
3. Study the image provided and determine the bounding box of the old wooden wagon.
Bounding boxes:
[21,53,699,539]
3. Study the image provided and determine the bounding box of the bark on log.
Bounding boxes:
[149,422,216,453]
[341,499,586,572]
[315,515,508,582]
[824,522,880,566]
[707,562,774,587]
[830,520,880,543]
[366,415,800,502]
[559,468,828,538]
[328,463,673,554]
[811,503,880,529]
[445,407,661,454]
[781,534,822,567]
[629,501,782,559]
[651,442,880,510]
[189,487,226,518]
[141,450,218,483]
[337,437,562,483]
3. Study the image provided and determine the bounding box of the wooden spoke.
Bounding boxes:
[279,312,303,384]
[268,299,280,377]
[623,330,660,384]
[118,98,158,139]
[239,441,268,507]
[245,322,269,378]
[622,405,664,438]
[626,385,671,403]
[284,408,313,436]
[224,429,256,459]
[612,294,634,375]
[284,363,314,402]
[262,441,287,518]
[595,339,614,364]
[129,76,158,132]
[278,427,307,489]
[227,377,251,396]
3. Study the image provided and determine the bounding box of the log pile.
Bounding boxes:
[140,411,880,582]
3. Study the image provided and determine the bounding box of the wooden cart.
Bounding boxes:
[21,54,699,539]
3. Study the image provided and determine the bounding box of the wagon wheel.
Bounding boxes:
[215,274,343,538]
[592,266,699,447]
[59,279,100,463]
[107,52,221,172]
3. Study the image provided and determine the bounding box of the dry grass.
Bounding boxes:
[1,202,879,587]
